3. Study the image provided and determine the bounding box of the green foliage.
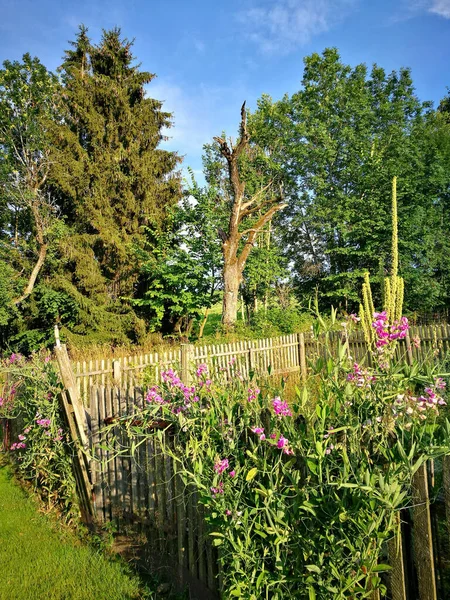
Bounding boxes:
[103,313,450,598]
[251,306,310,336]
[251,48,450,313]
[51,25,181,299]
[134,170,223,335]
[0,261,20,343]
[0,53,62,315]
[0,28,182,351]
[0,353,78,517]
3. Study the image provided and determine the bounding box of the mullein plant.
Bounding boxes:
[360,177,408,366]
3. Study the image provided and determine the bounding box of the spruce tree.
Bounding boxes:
[49,26,181,343]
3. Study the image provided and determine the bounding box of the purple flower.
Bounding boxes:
[196,363,208,378]
[435,377,446,390]
[272,397,292,418]
[325,444,335,455]
[214,458,229,475]
[277,436,288,449]
[36,418,51,428]
[229,470,236,478]
[251,427,264,435]
[247,388,260,402]
[211,481,224,497]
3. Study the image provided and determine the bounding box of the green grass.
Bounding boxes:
[0,467,153,600]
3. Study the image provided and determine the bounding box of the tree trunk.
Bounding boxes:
[13,242,48,305]
[198,307,209,339]
[222,262,241,329]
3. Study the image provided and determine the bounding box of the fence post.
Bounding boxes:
[443,456,450,543]
[249,341,255,373]
[405,331,414,365]
[54,342,94,522]
[388,515,407,600]
[113,359,122,384]
[412,462,437,600]
[298,333,307,381]
[181,343,193,385]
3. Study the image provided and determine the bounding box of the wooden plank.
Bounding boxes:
[104,385,116,521]
[187,487,197,578]
[174,460,187,570]
[412,463,437,600]
[90,386,102,522]
[388,516,407,600]
[96,385,110,521]
[443,456,450,544]
[299,333,307,381]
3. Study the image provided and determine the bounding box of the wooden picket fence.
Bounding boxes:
[72,325,450,401]
[81,383,450,600]
[55,325,450,599]
[89,385,219,598]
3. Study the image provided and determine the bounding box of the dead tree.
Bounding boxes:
[214,103,287,329]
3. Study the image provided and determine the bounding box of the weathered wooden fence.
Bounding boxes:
[72,325,450,401]
[89,385,219,598]
[81,383,450,600]
[57,325,450,598]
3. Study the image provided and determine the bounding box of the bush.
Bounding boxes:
[0,352,78,518]
[251,306,313,335]
[102,314,450,599]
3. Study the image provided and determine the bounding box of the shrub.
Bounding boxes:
[0,352,78,518]
[102,313,450,599]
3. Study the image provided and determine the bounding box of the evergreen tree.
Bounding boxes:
[49,26,181,344]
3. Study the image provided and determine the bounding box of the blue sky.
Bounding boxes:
[1,0,449,176]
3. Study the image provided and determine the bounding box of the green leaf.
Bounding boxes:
[246,467,258,482]
[372,564,392,572]
[306,565,321,574]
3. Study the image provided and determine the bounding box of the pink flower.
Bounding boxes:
[211,481,224,497]
[214,458,229,475]
[196,363,208,378]
[272,397,292,418]
[251,427,264,435]
[36,418,51,428]
[247,388,260,402]
[435,377,446,390]
[277,435,288,449]
[225,509,232,516]
[412,336,421,349]
[229,470,235,478]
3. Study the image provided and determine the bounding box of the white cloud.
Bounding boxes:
[429,0,450,17]
[237,0,358,54]
[402,0,450,19]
